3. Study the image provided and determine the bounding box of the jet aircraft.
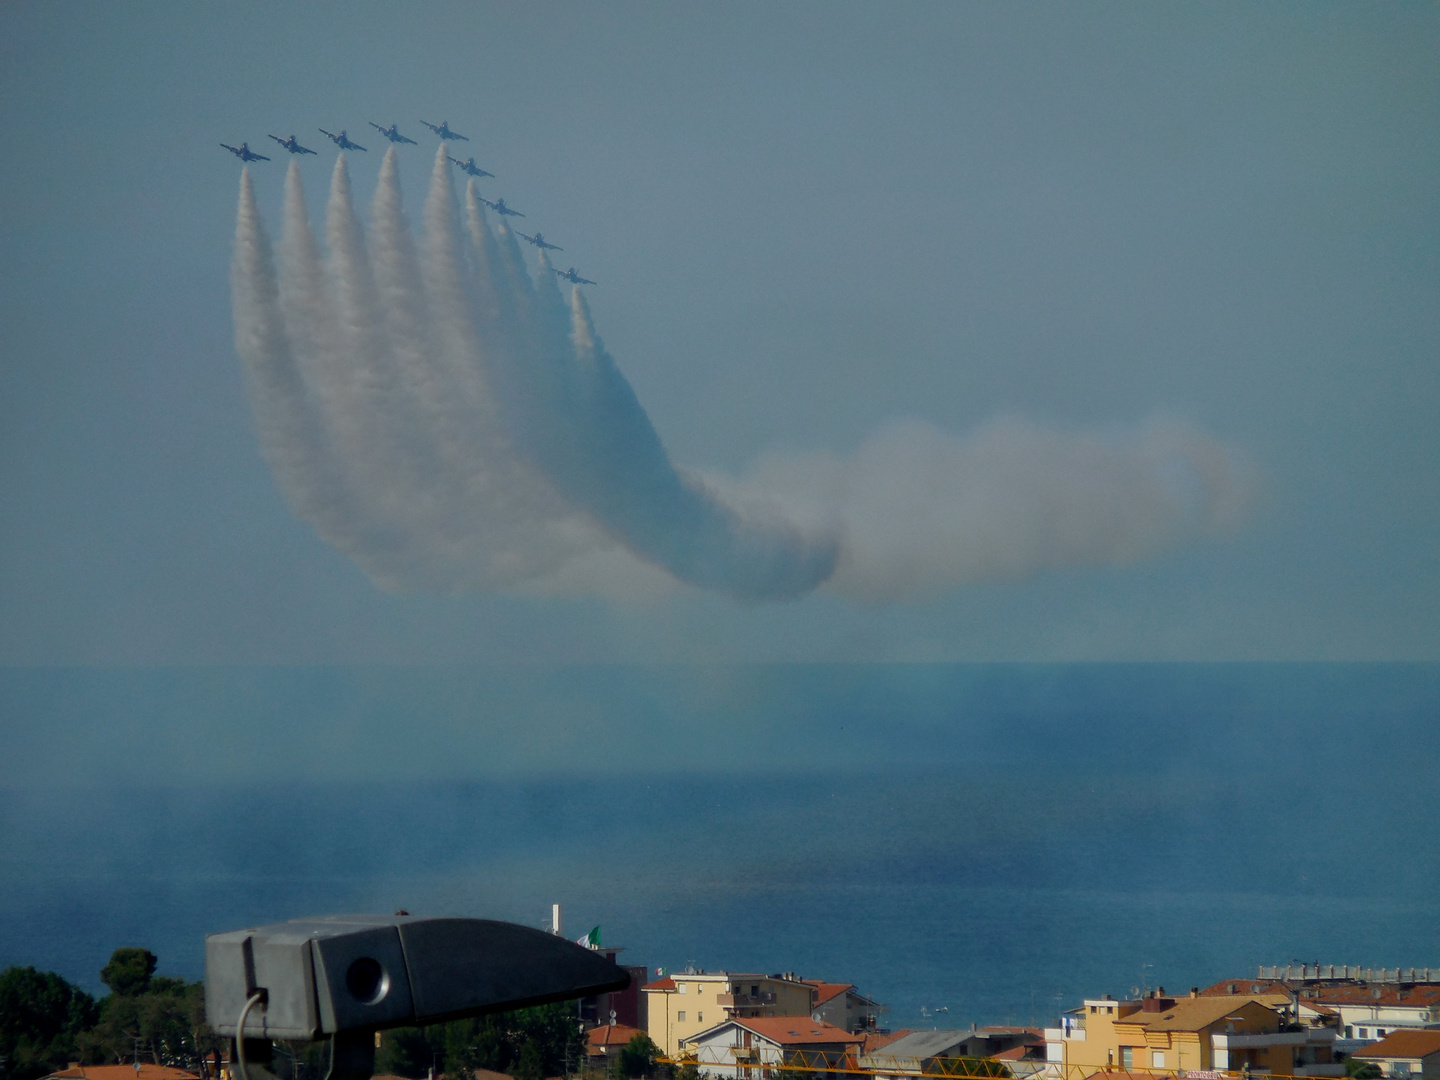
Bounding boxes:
[448,156,493,178]
[268,134,317,155]
[220,142,270,162]
[369,122,417,145]
[554,267,596,286]
[421,119,468,141]
[320,128,368,151]
[517,231,562,251]
[480,196,524,218]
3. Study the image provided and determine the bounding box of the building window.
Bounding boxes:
[699,1013,704,1023]
[1359,1029,1368,1038]
[678,1011,686,1022]
[1152,1052,1166,1069]
[1121,1049,1134,1068]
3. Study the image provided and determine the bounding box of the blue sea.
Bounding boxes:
[1,664,1436,1030]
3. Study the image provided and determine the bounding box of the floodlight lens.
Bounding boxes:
[346,957,387,1004]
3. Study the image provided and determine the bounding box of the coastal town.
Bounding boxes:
[11,934,1436,1080]
[581,952,1440,1080]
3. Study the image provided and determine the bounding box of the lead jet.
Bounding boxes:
[421,119,468,141]
[268,134,317,155]
[448,155,493,178]
[480,196,524,217]
[369,122,417,145]
[554,267,596,286]
[516,231,562,251]
[220,141,270,162]
[319,128,368,151]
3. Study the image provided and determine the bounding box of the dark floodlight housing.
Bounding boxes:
[207,914,630,1080]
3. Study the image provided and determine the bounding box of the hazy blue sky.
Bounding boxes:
[2,3,1437,663]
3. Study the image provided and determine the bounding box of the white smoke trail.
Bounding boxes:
[315,152,440,585]
[715,415,1258,602]
[231,168,352,548]
[231,154,1257,603]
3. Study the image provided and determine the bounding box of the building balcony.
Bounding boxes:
[719,993,778,1007]
[1212,1031,1337,1049]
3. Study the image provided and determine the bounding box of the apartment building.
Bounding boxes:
[644,971,816,1058]
[1047,989,1339,1074]
[1202,974,1440,1042]
[806,981,888,1033]
[1354,1030,1440,1079]
[682,1017,862,1079]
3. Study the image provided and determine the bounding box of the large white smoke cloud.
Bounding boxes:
[231,148,1256,603]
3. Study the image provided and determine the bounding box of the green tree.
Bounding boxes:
[100,950,158,998]
[619,1034,661,1079]
[438,1015,511,1075]
[0,966,100,1080]
[375,1026,437,1079]
[508,1003,584,1079]
[1344,1059,1381,1080]
[511,1041,544,1080]
[82,955,210,1067]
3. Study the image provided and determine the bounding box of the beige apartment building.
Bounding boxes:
[644,971,817,1057]
[1046,990,1338,1074]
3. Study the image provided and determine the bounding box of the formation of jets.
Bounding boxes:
[320,128,367,151]
[369,122,417,145]
[268,134,316,155]
[517,231,561,251]
[221,115,597,285]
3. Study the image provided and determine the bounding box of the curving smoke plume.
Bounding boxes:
[231,147,1255,603]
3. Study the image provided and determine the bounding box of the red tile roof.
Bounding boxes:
[46,1069,197,1080]
[1200,979,1292,996]
[643,977,677,991]
[803,981,854,1007]
[1311,986,1440,1008]
[587,1024,646,1050]
[726,1017,863,1046]
[1355,1030,1440,1060]
[992,1045,1041,1061]
[1199,979,1440,1010]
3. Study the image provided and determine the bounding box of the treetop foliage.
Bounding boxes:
[0,967,99,1080]
[100,949,158,998]
[1,949,216,1080]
